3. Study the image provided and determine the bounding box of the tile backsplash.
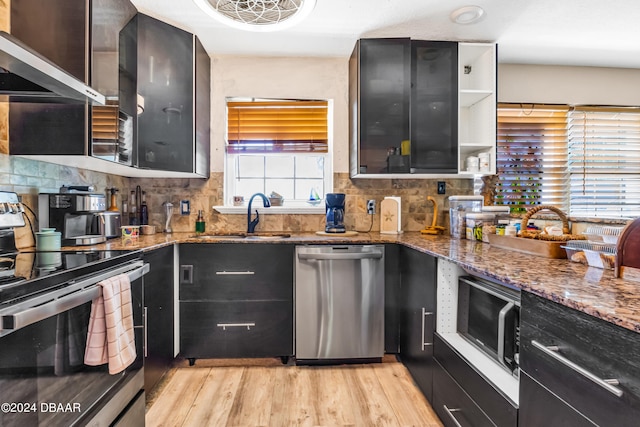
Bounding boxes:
[130,172,475,234]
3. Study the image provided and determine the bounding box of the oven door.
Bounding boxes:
[457,276,520,374]
[0,261,148,426]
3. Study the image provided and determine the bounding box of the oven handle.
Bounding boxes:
[1,261,149,334]
[497,301,515,369]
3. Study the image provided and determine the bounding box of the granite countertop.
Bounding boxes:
[80,231,640,334]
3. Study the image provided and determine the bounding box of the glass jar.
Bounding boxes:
[465,213,496,241]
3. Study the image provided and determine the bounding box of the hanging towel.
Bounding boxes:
[84,273,137,374]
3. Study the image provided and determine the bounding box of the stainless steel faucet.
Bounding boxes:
[247,193,271,233]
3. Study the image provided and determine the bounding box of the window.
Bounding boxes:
[497,104,640,218]
[568,107,640,217]
[496,104,569,212]
[224,99,331,207]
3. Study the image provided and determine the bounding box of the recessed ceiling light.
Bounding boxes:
[450,5,485,25]
[193,0,317,32]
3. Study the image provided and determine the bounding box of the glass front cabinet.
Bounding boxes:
[349,38,496,178]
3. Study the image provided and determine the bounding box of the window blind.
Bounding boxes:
[496,104,569,212]
[568,107,640,218]
[226,100,328,154]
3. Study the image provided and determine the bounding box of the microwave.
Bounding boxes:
[457,276,520,377]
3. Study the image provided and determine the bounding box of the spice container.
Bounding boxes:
[449,195,484,238]
[466,212,496,241]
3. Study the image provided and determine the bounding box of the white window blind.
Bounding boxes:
[568,107,640,218]
[496,104,569,212]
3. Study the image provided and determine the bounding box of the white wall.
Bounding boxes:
[498,64,640,105]
[209,55,350,173]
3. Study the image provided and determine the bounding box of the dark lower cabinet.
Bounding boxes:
[519,291,640,427]
[384,244,400,353]
[519,372,596,426]
[399,246,436,401]
[433,333,518,427]
[433,359,495,427]
[179,243,294,361]
[143,245,175,393]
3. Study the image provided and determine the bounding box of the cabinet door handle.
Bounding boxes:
[421,307,434,351]
[497,302,515,369]
[217,322,255,330]
[443,405,463,427]
[143,306,148,358]
[215,271,255,275]
[531,340,623,397]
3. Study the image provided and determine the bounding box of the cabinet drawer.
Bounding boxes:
[433,360,495,427]
[180,300,293,358]
[434,333,518,427]
[519,371,596,427]
[521,292,640,426]
[179,244,294,301]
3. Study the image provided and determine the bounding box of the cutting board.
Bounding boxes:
[487,234,567,259]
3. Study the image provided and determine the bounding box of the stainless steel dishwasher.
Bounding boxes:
[295,245,384,362]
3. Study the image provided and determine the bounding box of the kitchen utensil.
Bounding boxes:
[421,196,446,235]
[163,202,174,233]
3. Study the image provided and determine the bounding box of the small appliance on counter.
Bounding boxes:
[325,193,346,233]
[38,190,110,246]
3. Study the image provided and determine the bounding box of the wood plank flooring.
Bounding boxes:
[146,359,443,427]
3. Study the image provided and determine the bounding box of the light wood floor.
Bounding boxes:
[146,359,443,427]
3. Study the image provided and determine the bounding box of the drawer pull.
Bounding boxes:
[531,340,623,397]
[217,322,255,330]
[443,405,463,427]
[215,271,255,275]
[421,308,434,351]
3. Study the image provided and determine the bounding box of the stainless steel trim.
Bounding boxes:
[83,369,144,426]
[0,261,149,335]
[497,302,515,368]
[459,277,520,306]
[421,307,434,351]
[217,322,255,330]
[0,31,106,104]
[297,251,383,261]
[215,271,255,275]
[143,307,148,358]
[531,340,623,397]
[443,405,464,427]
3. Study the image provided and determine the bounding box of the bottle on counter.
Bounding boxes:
[195,209,205,233]
[129,190,139,226]
[140,191,149,225]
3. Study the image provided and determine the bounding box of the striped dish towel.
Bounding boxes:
[84,273,137,374]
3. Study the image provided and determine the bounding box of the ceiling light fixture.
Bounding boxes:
[193,0,317,32]
[450,5,485,25]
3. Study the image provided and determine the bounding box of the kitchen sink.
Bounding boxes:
[245,233,291,240]
[191,232,291,240]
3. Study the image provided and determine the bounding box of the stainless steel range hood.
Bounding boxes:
[0,31,105,105]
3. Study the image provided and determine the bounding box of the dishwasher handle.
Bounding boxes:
[298,251,383,261]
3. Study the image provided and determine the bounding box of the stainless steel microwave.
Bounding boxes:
[457,276,520,377]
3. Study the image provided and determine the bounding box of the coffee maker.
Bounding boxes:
[325,193,346,233]
[38,192,114,245]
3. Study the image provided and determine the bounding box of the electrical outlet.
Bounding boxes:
[366,199,376,215]
[437,181,446,195]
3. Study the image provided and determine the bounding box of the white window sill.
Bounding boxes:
[213,205,325,215]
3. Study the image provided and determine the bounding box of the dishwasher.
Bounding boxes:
[295,245,384,362]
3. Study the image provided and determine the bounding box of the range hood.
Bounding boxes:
[0,31,105,105]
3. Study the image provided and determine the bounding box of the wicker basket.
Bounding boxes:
[519,205,586,242]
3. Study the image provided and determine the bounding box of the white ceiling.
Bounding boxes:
[131,0,640,69]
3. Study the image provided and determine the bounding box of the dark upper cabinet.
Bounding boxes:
[350,38,458,177]
[9,0,138,164]
[411,41,458,173]
[136,14,210,177]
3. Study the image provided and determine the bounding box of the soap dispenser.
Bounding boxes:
[195,209,206,233]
